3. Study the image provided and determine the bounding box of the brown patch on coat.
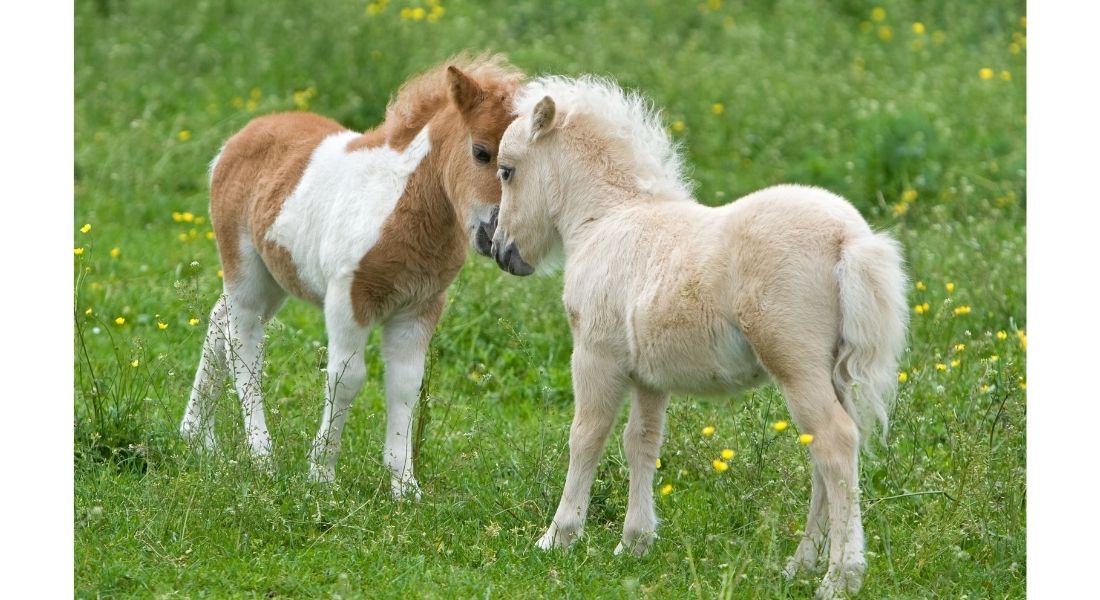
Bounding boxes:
[210,111,344,303]
[208,54,523,322]
[349,55,523,324]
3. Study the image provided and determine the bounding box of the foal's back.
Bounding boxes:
[210,112,347,303]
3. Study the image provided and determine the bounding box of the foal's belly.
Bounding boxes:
[628,312,768,395]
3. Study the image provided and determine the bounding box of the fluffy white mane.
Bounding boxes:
[514,75,693,199]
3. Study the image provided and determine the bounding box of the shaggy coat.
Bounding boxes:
[490,76,908,599]
[180,55,524,497]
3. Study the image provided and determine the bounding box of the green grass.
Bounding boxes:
[74,0,1026,597]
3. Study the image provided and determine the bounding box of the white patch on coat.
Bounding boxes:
[266,126,432,300]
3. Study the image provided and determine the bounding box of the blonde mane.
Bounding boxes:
[514,75,692,199]
[385,52,525,131]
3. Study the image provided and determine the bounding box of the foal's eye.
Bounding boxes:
[498,165,514,182]
[472,144,491,164]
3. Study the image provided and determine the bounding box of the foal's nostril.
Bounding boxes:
[475,222,493,257]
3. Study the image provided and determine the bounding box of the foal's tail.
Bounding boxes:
[833,230,909,447]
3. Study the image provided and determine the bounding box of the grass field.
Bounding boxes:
[74,0,1026,597]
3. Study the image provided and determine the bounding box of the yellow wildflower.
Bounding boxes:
[1009,43,1021,55]
[720,448,735,460]
[914,303,930,314]
[772,420,789,432]
[1019,16,1026,28]
[798,434,814,445]
[935,363,947,371]
[655,458,662,469]
[954,343,966,352]
[989,355,999,362]
[130,359,140,368]
[80,223,92,233]
[1017,330,1027,350]
[217,270,224,279]
[946,282,955,293]
[660,484,673,496]
[953,306,972,315]
[997,330,1008,340]
[182,212,195,222]
[74,247,85,256]
[189,317,201,326]
[901,189,918,203]
[979,68,994,80]
[912,22,925,35]
[671,120,685,133]
[712,459,729,472]
[951,359,961,368]
[157,322,169,330]
[1019,380,1027,391]
[711,103,724,115]
[115,317,125,325]
[1000,70,1011,81]
[892,201,909,217]
[206,231,215,240]
[915,281,926,290]
[878,26,893,42]
[898,371,909,383]
[702,425,716,437]
[85,308,93,316]
[981,384,992,394]
[178,130,191,142]
[178,233,188,242]
[870,7,886,22]
[427,3,444,22]
[110,247,121,258]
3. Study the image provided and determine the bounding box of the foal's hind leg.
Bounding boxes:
[778,373,864,599]
[783,463,829,578]
[615,385,669,557]
[180,296,229,450]
[222,246,288,464]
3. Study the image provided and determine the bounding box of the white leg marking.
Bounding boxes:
[308,285,371,484]
[181,296,228,450]
[380,307,437,500]
[222,241,287,468]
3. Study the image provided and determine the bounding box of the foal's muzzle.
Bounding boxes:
[492,239,535,277]
[474,208,498,258]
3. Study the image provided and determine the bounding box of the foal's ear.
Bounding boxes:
[529,96,558,142]
[447,66,484,115]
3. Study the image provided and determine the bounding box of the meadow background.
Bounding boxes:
[74,0,1026,597]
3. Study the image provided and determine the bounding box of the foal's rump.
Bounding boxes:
[726,184,907,445]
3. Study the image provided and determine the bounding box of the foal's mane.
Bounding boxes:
[385,52,525,131]
[515,75,692,199]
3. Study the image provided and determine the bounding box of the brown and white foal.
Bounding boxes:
[180,56,523,498]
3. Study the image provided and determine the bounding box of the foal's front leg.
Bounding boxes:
[379,297,444,500]
[537,348,627,550]
[615,385,669,557]
[308,294,371,484]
